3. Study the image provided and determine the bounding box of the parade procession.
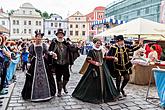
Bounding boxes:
[0,0,165,110]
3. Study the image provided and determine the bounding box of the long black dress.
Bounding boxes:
[72,49,119,104]
[22,43,56,102]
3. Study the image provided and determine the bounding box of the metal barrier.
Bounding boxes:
[146,68,165,108]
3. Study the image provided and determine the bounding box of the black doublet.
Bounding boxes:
[107,44,141,76]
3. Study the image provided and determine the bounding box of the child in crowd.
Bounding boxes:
[21,46,29,72]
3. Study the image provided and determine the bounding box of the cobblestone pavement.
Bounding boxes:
[7,55,164,110]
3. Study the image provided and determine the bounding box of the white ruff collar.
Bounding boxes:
[57,38,64,42]
[93,45,101,51]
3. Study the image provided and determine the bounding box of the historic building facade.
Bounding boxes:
[9,3,43,39]
[86,6,105,41]
[44,14,68,40]
[0,8,9,31]
[67,11,88,42]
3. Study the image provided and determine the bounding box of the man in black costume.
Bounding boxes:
[49,29,78,97]
[107,35,143,97]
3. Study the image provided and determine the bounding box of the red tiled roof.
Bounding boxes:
[94,6,105,10]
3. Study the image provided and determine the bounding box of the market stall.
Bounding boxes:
[95,18,165,85]
[130,63,165,85]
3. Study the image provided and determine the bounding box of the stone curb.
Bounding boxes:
[0,82,16,110]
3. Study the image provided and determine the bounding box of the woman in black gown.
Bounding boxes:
[72,38,120,104]
[22,31,56,102]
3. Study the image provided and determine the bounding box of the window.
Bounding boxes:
[51,23,53,27]
[83,25,85,28]
[23,10,25,14]
[16,20,19,25]
[17,29,19,34]
[70,24,73,28]
[82,31,85,36]
[24,21,26,25]
[75,18,77,20]
[36,21,38,25]
[70,31,73,36]
[39,21,41,26]
[30,11,32,15]
[59,23,61,27]
[55,18,57,20]
[64,31,66,35]
[76,24,78,28]
[54,31,56,34]
[13,29,16,34]
[29,29,31,34]
[29,21,31,25]
[75,31,79,36]
[157,5,160,12]
[145,7,149,14]
[55,23,57,27]
[78,18,80,20]
[118,15,121,20]
[24,29,27,34]
[39,29,41,33]
[13,20,16,25]
[48,30,51,35]
[137,10,140,16]
[2,21,5,25]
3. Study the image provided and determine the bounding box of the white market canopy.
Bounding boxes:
[95,18,165,39]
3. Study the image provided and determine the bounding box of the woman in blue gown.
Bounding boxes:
[22,31,56,102]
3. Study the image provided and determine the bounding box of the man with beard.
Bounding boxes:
[106,35,143,97]
[49,29,78,97]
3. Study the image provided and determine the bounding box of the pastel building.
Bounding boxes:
[0,8,9,31]
[9,3,43,39]
[44,14,68,40]
[86,6,105,41]
[67,11,88,42]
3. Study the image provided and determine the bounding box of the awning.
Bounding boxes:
[90,17,126,26]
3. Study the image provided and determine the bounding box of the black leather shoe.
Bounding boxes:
[63,88,68,94]
[121,90,127,97]
[57,92,62,97]
[0,97,4,99]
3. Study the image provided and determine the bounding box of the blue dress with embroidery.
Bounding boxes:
[22,43,56,101]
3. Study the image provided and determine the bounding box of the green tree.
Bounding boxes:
[35,9,42,16]
[8,10,15,16]
[42,11,49,19]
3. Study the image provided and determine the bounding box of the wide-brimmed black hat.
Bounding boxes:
[56,28,65,36]
[115,35,124,42]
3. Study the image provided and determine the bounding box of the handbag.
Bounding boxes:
[79,60,89,75]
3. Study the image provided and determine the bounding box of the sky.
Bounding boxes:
[0,0,115,19]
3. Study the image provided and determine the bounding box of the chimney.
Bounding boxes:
[0,7,4,13]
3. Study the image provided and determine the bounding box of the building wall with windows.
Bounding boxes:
[86,6,105,41]
[44,14,68,40]
[0,8,9,31]
[105,0,162,22]
[10,3,43,39]
[67,11,88,42]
